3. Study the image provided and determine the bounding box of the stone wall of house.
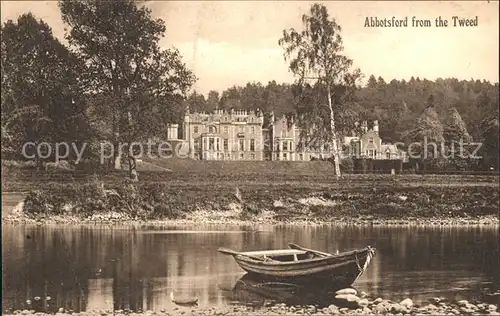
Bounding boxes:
[171,112,404,162]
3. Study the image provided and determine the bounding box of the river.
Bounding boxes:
[2,224,499,313]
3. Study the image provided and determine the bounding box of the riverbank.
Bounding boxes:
[5,295,499,315]
[2,177,499,226]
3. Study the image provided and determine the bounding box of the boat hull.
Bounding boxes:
[233,247,374,287]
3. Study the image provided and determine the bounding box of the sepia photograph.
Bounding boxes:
[1,1,499,315]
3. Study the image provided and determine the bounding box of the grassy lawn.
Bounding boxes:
[2,158,499,192]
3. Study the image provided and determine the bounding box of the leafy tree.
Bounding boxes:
[367,75,377,88]
[59,0,195,178]
[262,81,295,119]
[412,107,445,143]
[206,90,220,112]
[440,108,474,170]
[278,3,362,177]
[377,76,386,86]
[403,106,445,169]
[427,94,435,108]
[186,91,207,113]
[240,82,266,110]
[444,107,472,143]
[479,110,499,170]
[1,13,89,163]
[219,86,243,110]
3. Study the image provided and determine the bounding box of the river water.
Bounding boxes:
[2,224,499,313]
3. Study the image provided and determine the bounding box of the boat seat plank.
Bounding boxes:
[241,249,307,257]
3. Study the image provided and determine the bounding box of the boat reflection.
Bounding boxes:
[226,274,339,307]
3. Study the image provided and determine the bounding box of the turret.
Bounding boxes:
[361,120,368,133]
[373,120,379,135]
[184,105,190,123]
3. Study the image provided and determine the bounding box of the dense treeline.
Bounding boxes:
[184,77,499,170]
[186,77,498,143]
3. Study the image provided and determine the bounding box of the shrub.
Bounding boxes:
[23,190,53,215]
[1,160,37,169]
[152,204,184,219]
[340,158,354,173]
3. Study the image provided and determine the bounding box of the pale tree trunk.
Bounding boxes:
[127,109,138,181]
[113,124,121,170]
[327,84,341,177]
[128,155,138,181]
[112,97,121,170]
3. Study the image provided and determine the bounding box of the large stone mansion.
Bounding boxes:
[166,108,406,162]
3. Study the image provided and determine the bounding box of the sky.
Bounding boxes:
[1,1,498,95]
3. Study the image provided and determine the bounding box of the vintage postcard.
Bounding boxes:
[1,1,499,315]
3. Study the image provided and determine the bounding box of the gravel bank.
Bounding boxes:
[2,180,499,226]
[6,297,499,316]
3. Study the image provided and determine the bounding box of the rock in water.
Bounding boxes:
[334,294,360,309]
[334,294,359,302]
[335,288,358,296]
[400,298,414,309]
[374,303,389,314]
[457,300,469,307]
[358,298,369,307]
[170,291,198,306]
[327,304,339,314]
[390,303,405,313]
[430,297,442,304]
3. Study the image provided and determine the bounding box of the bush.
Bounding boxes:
[1,160,37,169]
[340,158,354,173]
[23,190,54,215]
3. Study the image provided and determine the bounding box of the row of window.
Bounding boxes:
[275,140,294,152]
[351,149,394,159]
[193,125,257,134]
[202,138,257,151]
[273,153,308,160]
[202,152,258,160]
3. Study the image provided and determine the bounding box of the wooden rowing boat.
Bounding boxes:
[218,243,375,287]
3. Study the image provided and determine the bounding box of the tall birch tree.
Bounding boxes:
[279,4,361,177]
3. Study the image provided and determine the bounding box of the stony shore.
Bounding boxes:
[2,178,499,226]
[6,294,499,316]
[3,211,500,227]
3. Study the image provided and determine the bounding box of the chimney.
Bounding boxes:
[373,120,379,135]
[353,121,359,136]
[361,121,368,133]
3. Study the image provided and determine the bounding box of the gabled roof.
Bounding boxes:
[380,144,399,153]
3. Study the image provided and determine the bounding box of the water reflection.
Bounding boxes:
[224,274,339,307]
[2,224,499,313]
